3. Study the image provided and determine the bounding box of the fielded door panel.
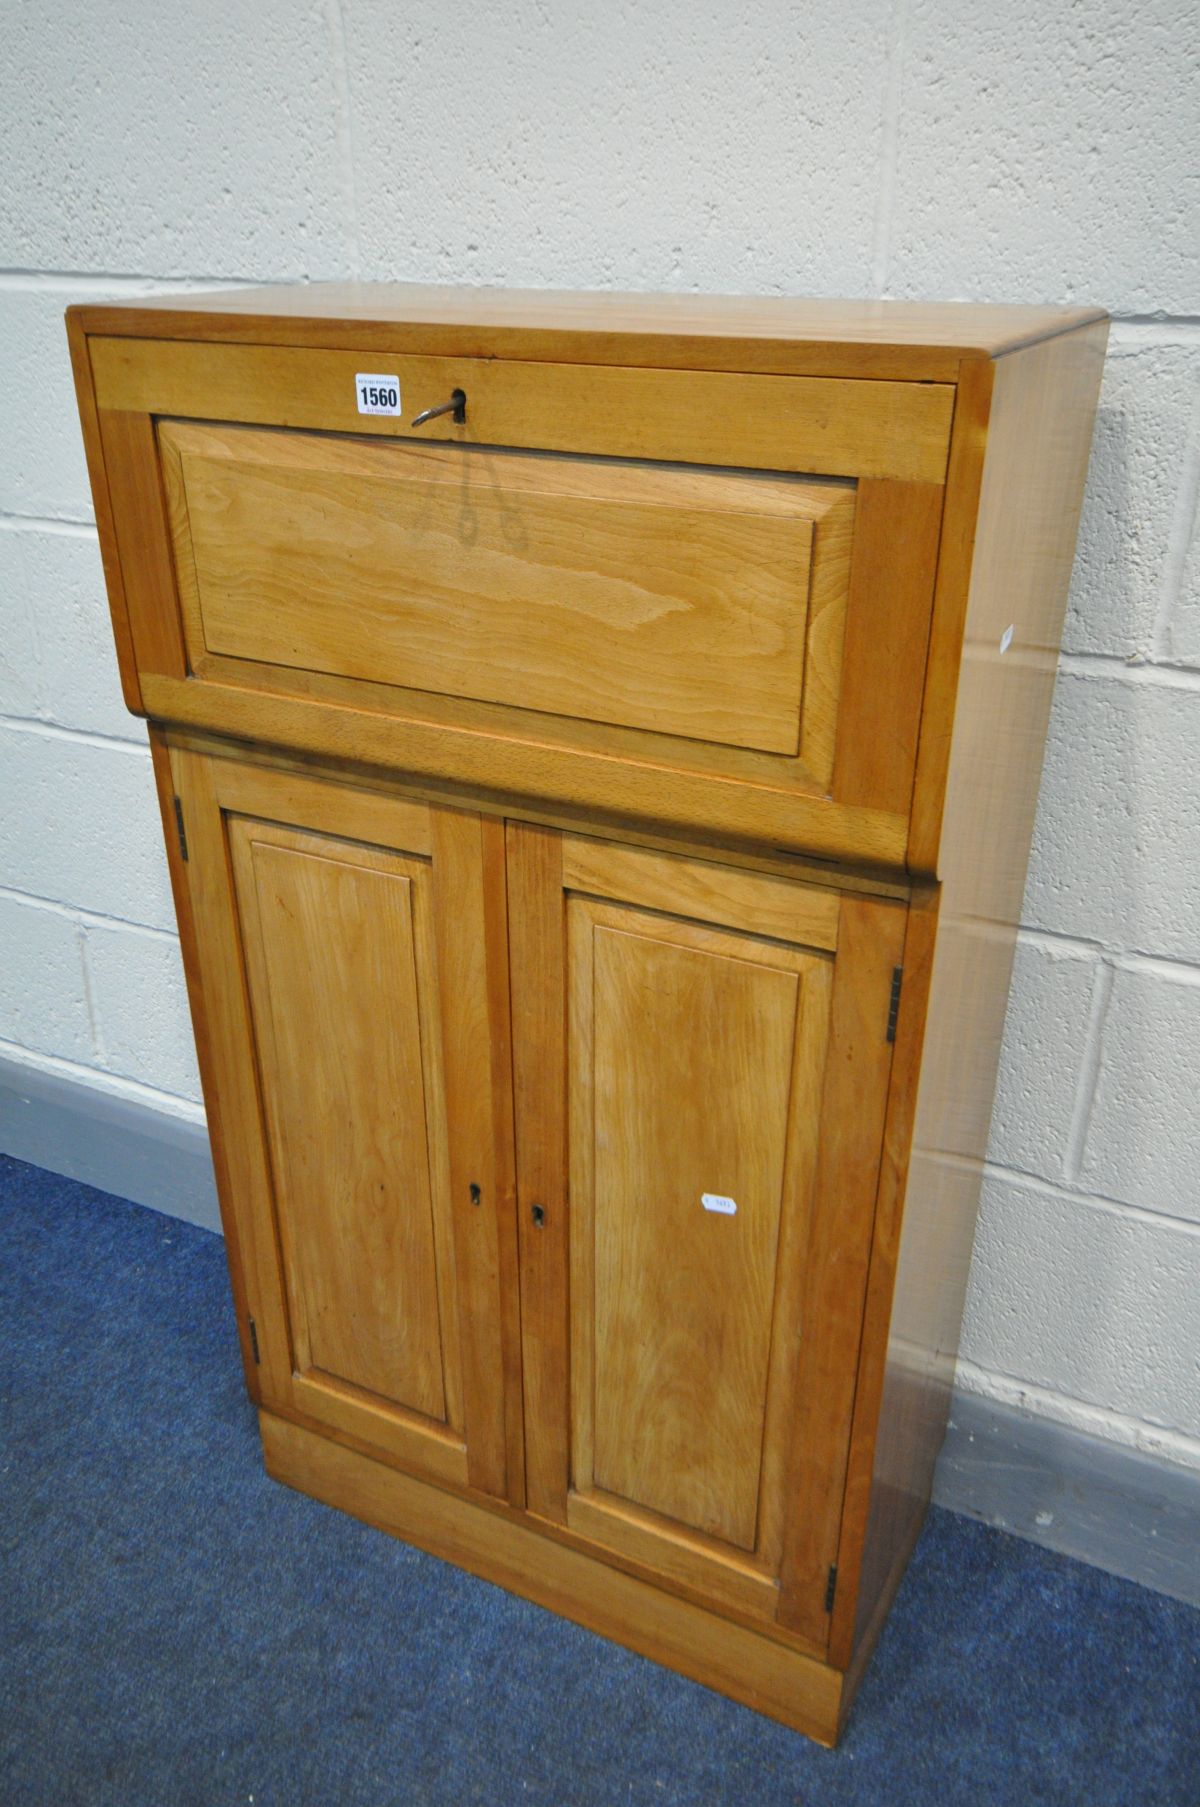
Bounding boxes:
[159,420,854,765]
[170,750,519,1502]
[507,826,905,1650]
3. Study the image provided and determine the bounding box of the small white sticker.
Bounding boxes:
[999,624,1015,655]
[355,373,402,417]
[702,1193,738,1217]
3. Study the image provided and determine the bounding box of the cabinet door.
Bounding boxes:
[171,749,520,1502]
[507,826,904,1650]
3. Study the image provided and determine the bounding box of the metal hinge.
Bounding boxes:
[886,966,903,1043]
[172,795,189,863]
[824,1564,839,1615]
[248,1316,261,1366]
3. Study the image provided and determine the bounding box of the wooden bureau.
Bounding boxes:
[67,287,1106,1745]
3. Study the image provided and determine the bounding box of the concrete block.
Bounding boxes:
[0,726,173,930]
[0,287,103,521]
[1080,964,1200,1225]
[0,534,41,720]
[1065,339,1200,659]
[889,0,1200,312]
[1024,669,1200,965]
[0,1,347,278]
[988,937,1098,1181]
[348,0,888,295]
[0,893,92,1064]
[14,528,143,741]
[84,923,201,1102]
[961,1173,1200,1442]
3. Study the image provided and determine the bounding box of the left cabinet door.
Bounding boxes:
[166,745,520,1502]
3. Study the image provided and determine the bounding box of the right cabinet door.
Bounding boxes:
[507,825,905,1652]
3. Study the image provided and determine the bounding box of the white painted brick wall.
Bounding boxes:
[0,727,171,930]
[345,1,892,295]
[0,287,105,519]
[0,4,349,279]
[1025,673,1200,965]
[960,1174,1200,1462]
[83,921,202,1102]
[6,528,142,742]
[1,1,1197,1474]
[887,0,1199,312]
[0,892,92,1065]
[1064,338,1200,659]
[987,939,1098,1181]
[1079,965,1200,1224]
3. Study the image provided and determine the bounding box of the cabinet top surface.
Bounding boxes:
[70,283,1105,380]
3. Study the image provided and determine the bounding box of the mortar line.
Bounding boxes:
[0,269,266,292]
[0,884,178,942]
[0,713,150,754]
[0,1036,205,1121]
[1057,650,1200,689]
[0,512,96,537]
[1013,923,1200,978]
[981,1158,1200,1240]
[951,1355,1200,1471]
[1061,958,1114,1182]
[75,920,108,1067]
[1110,311,1200,330]
[1151,380,1200,660]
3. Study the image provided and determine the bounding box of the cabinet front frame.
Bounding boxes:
[506,823,907,1653]
[164,744,521,1501]
[80,328,952,865]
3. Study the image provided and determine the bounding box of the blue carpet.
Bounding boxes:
[0,1152,1196,1805]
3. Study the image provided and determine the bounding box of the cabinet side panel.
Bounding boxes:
[835,321,1109,1673]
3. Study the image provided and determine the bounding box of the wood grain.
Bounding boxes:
[92,336,954,484]
[95,409,186,681]
[429,806,517,1500]
[229,822,449,1422]
[67,290,1108,1745]
[777,891,907,1648]
[210,756,433,854]
[65,312,142,713]
[832,480,946,816]
[561,833,840,949]
[169,744,299,1409]
[262,1408,846,1743]
[479,814,527,1507]
[505,821,570,1522]
[162,725,911,900]
[584,908,807,1549]
[147,730,258,1390]
[170,747,526,1493]
[556,841,836,1616]
[159,418,843,757]
[139,670,911,866]
[564,1491,779,1623]
[73,284,1104,383]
